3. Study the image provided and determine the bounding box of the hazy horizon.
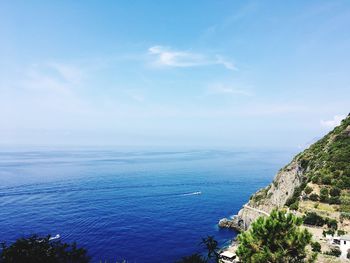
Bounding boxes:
[1,1,349,148]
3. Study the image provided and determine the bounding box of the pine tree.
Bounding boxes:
[236,210,317,263]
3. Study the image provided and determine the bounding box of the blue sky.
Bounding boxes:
[0,0,349,148]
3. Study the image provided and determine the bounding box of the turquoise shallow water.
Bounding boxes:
[0,148,294,262]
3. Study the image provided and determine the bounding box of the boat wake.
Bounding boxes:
[182,191,202,196]
[49,234,60,241]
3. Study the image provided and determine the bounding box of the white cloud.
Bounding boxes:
[206,84,253,96]
[320,114,345,128]
[148,45,237,71]
[48,63,83,84]
[215,55,237,71]
[20,63,84,95]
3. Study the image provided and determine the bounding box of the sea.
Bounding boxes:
[0,147,295,262]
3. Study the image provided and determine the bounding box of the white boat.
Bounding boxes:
[49,234,60,241]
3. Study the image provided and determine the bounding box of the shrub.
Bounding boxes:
[311,176,318,184]
[320,188,329,203]
[309,193,319,201]
[322,175,332,185]
[337,229,346,236]
[324,247,341,257]
[311,242,321,252]
[300,159,309,169]
[330,187,341,197]
[286,183,307,207]
[325,218,338,230]
[304,186,313,195]
[290,202,299,211]
[338,178,350,189]
[273,181,278,187]
[340,213,350,221]
[320,187,329,196]
[329,196,340,205]
[303,212,325,226]
[323,229,335,237]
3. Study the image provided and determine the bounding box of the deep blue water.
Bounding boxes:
[0,148,294,262]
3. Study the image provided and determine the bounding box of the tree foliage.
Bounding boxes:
[0,235,90,263]
[304,186,313,195]
[175,253,207,263]
[303,212,325,226]
[311,242,321,253]
[200,236,218,261]
[176,236,219,263]
[236,210,316,263]
[324,247,341,257]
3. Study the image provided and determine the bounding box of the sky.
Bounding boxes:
[0,0,350,148]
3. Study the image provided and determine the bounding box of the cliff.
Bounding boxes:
[219,113,350,231]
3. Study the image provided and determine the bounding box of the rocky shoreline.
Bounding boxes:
[218,216,244,232]
[218,159,304,231]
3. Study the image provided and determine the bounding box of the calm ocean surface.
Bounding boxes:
[0,148,294,262]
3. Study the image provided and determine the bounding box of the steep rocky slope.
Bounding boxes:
[220,113,350,231]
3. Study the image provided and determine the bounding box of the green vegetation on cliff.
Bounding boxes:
[297,113,350,189]
[285,114,350,211]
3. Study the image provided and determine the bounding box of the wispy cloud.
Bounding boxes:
[124,89,146,102]
[48,63,84,84]
[148,45,237,70]
[206,83,254,97]
[201,2,259,39]
[19,63,84,95]
[320,114,345,128]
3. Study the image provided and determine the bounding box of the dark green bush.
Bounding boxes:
[311,176,318,184]
[324,247,341,257]
[329,196,340,205]
[330,187,341,197]
[321,175,332,185]
[286,183,306,207]
[175,254,207,263]
[303,212,325,226]
[304,186,313,195]
[337,229,346,236]
[289,202,299,211]
[309,193,319,201]
[325,218,338,230]
[322,229,335,237]
[311,242,321,252]
[0,235,90,263]
[320,188,329,203]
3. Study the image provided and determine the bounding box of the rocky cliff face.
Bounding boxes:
[219,159,304,231]
[220,113,350,232]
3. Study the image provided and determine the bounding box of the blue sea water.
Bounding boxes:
[0,148,294,262]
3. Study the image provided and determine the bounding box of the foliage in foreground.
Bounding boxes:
[236,210,317,263]
[0,235,90,263]
[175,253,207,263]
[176,236,219,263]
